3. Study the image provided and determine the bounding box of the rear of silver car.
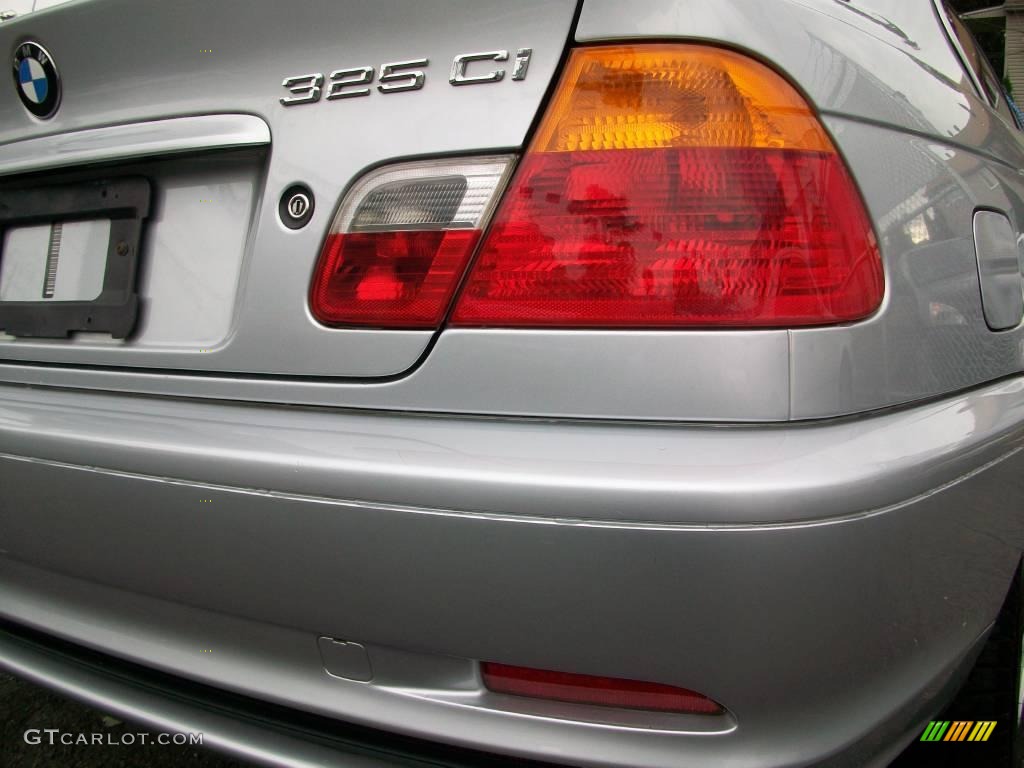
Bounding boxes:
[1,1,1024,766]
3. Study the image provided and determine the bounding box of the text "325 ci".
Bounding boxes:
[280,48,534,105]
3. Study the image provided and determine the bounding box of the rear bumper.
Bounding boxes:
[1,380,1023,767]
[0,616,545,768]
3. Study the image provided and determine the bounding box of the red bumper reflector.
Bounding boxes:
[311,230,480,328]
[481,662,724,715]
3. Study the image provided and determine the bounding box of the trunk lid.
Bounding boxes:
[0,0,577,376]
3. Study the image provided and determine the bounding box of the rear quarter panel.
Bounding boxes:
[578,0,1024,418]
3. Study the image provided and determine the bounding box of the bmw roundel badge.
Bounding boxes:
[13,41,60,119]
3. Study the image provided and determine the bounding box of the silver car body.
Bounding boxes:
[1,1,1023,766]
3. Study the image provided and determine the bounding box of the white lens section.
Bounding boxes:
[330,155,516,233]
[0,219,109,302]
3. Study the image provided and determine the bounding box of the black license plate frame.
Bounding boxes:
[0,176,151,339]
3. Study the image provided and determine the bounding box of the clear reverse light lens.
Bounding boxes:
[310,156,515,329]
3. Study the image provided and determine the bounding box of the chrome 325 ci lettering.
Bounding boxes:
[280,48,533,106]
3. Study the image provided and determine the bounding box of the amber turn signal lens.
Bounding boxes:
[532,45,835,153]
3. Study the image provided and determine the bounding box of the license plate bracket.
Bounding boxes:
[0,176,151,338]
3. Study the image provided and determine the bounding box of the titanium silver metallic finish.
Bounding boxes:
[0,0,1019,420]
[973,210,1024,331]
[317,638,374,683]
[0,1,1023,767]
[0,330,791,420]
[0,618,394,768]
[0,566,972,768]
[0,378,1022,767]
[568,0,1024,420]
[0,377,1021,527]
[933,0,990,111]
[791,115,1024,418]
[0,0,576,380]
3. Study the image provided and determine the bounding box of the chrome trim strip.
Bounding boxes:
[0,114,271,176]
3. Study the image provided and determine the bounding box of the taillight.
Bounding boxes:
[481,662,724,715]
[310,156,515,328]
[451,45,883,327]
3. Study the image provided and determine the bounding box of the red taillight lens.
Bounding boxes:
[312,230,480,327]
[451,45,883,328]
[309,157,514,329]
[481,662,724,715]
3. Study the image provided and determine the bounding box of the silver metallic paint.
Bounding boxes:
[0,0,1021,421]
[0,607,395,768]
[0,1,1022,766]
[0,377,1022,527]
[0,330,790,420]
[973,210,1024,331]
[1,377,1023,766]
[576,0,1024,420]
[791,115,1024,418]
[0,0,577,378]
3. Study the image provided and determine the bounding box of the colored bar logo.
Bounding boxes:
[920,721,997,742]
